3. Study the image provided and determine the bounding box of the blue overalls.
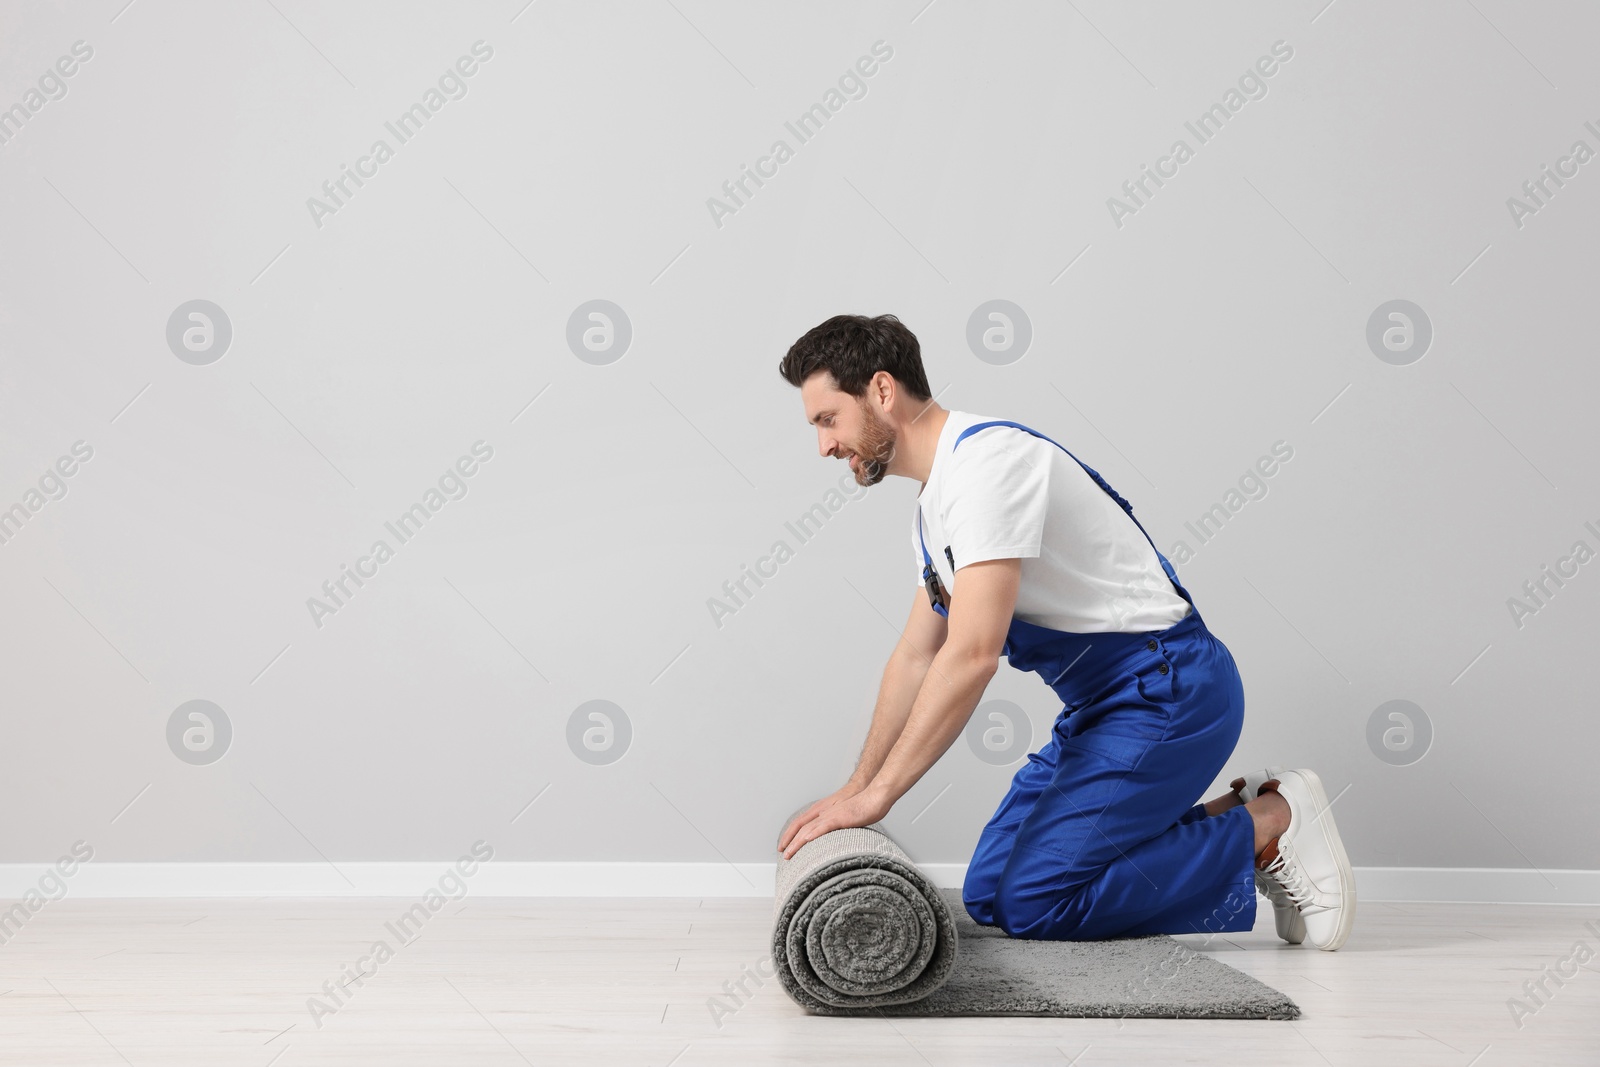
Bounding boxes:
[919,420,1257,941]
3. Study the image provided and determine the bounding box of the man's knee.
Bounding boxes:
[962,866,999,926]
[991,873,1090,940]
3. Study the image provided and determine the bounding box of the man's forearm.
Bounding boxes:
[867,645,997,802]
[847,643,935,788]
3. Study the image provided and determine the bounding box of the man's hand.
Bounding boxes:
[777,785,892,861]
[776,781,864,855]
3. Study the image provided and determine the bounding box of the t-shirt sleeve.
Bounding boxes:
[941,432,1050,569]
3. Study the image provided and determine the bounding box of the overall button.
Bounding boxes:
[1146,639,1158,651]
[1157,662,1169,674]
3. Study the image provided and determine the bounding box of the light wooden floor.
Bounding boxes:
[2,894,1596,1065]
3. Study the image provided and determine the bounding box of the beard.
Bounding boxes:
[852,402,897,487]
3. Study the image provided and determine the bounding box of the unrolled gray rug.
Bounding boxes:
[773,822,1299,1019]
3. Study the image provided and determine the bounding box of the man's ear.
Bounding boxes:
[870,369,896,409]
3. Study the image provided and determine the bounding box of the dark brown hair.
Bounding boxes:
[778,313,932,402]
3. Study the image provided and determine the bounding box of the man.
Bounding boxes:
[774,313,1356,951]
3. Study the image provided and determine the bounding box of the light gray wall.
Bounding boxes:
[2,0,1593,873]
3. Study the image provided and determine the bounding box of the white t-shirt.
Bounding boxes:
[911,411,1192,633]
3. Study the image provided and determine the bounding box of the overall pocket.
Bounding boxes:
[1059,673,1173,770]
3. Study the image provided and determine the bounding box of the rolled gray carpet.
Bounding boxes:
[773,820,1300,1019]
[773,823,958,1012]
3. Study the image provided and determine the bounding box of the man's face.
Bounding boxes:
[801,373,896,487]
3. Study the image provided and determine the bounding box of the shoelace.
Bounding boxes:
[1256,872,1292,907]
[1261,838,1316,910]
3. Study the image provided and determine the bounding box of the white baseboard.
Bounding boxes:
[1350,867,1600,905]
[3,863,1598,904]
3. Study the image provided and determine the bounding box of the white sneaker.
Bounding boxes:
[1230,767,1304,945]
[1255,769,1357,951]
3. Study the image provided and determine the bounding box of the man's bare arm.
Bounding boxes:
[866,558,1017,803]
[778,558,1018,860]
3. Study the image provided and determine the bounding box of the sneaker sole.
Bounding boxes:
[1292,767,1357,951]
